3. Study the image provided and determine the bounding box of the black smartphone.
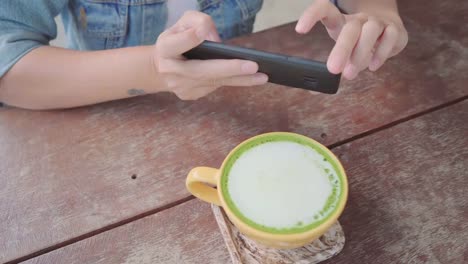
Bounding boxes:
[184,41,341,94]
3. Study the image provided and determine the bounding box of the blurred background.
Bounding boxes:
[51,0,311,47]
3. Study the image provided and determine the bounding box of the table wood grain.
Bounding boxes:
[23,200,231,264]
[24,100,468,264]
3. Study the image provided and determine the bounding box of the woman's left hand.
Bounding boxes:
[296,0,408,80]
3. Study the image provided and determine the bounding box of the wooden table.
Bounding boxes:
[1,0,467,263]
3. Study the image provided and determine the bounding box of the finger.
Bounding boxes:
[207,31,222,42]
[216,73,269,87]
[346,18,384,77]
[157,12,220,57]
[391,26,408,57]
[341,62,354,80]
[296,0,345,38]
[368,24,399,71]
[173,59,260,79]
[175,85,218,101]
[175,11,220,42]
[327,20,362,74]
[175,73,268,101]
[157,28,203,58]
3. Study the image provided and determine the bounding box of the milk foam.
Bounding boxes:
[227,141,341,230]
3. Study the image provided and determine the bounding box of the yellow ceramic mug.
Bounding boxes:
[186,132,348,249]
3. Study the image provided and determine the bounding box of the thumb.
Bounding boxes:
[296,0,345,40]
[157,27,206,58]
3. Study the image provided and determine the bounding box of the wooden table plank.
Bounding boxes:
[23,200,231,264]
[323,106,468,264]
[25,100,468,264]
[2,0,468,261]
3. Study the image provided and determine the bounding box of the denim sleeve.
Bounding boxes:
[0,0,68,78]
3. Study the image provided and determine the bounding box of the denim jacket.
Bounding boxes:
[0,0,263,77]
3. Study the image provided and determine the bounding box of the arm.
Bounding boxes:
[0,6,267,110]
[0,45,159,109]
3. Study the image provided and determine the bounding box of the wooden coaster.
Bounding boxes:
[211,205,345,264]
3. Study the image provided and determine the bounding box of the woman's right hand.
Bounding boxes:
[152,11,268,100]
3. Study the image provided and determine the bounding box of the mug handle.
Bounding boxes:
[186,167,221,206]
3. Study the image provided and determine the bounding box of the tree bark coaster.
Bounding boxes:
[211,205,345,264]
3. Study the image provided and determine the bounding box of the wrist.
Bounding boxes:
[340,0,402,26]
[139,45,163,94]
[338,0,399,15]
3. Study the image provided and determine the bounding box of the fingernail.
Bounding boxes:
[254,73,269,83]
[207,33,217,41]
[295,23,305,33]
[369,58,381,71]
[344,64,358,80]
[241,62,258,74]
[327,55,347,74]
[327,60,341,74]
[206,33,214,41]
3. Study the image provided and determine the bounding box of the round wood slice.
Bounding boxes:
[211,205,345,264]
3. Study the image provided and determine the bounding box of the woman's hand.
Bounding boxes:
[153,11,268,100]
[296,0,408,80]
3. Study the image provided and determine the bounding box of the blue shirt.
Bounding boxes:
[0,0,263,78]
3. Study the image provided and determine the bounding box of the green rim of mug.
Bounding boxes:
[220,133,345,235]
